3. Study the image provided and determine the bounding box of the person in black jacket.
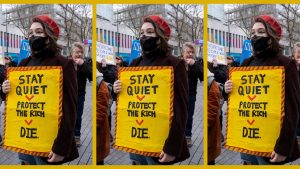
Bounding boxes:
[180,42,203,147]
[70,42,92,146]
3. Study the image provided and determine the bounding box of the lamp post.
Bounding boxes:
[116,10,120,57]
[226,11,232,57]
[4,9,8,56]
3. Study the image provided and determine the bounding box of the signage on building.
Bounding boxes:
[18,40,31,65]
[195,39,204,46]
[129,40,141,65]
[240,40,252,65]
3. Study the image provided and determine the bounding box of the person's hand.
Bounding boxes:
[269,151,286,163]
[212,59,218,67]
[74,58,84,66]
[158,151,175,163]
[185,58,195,65]
[101,59,107,67]
[224,80,232,94]
[113,80,122,94]
[2,80,11,94]
[47,151,64,163]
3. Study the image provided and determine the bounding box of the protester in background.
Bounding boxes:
[96,66,110,165]
[208,59,227,142]
[225,15,300,164]
[4,56,17,67]
[292,42,300,149]
[113,15,189,165]
[180,42,203,147]
[2,15,78,165]
[207,69,221,165]
[70,42,92,147]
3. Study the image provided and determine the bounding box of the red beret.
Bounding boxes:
[144,15,171,40]
[257,15,282,39]
[33,15,60,38]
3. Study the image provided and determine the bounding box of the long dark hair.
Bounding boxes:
[142,18,171,55]
[254,17,283,54]
[30,18,61,56]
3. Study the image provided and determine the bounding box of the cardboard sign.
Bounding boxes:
[96,41,115,65]
[18,40,31,65]
[225,66,284,156]
[3,67,62,157]
[240,40,252,65]
[114,66,174,157]
[208,42,226,65]
[129,40,141,65]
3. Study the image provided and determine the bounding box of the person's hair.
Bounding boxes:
[181,42,195,58]
[142,18,170,55]
[293,42,300,55]
[254,17,283,54]
[31,18,61,56]
[71,42,85,56]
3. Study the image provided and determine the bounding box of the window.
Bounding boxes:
[108,31,110,45]
[111,32,115,46]
[100,29,103,42]
[104,30,107,43]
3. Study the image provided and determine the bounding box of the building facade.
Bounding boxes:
[115,4,203,57]
[226,4,299,56]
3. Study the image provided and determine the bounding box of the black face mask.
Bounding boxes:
[251,36,271,53]
[29,36,48,52]
[140,36,159,52]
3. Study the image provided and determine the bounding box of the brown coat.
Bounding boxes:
[96,78,110,162]
[208,80,221,163]
[131,53,190,163]
[242,53,300,162]
[19,54,79,163]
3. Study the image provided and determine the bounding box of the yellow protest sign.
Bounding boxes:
[225,66,284,157]
[114,66,174,157]
[3,66,62,157]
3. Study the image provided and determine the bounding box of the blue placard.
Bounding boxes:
[18,40,30,65]
[129,40,141,65]
[240,40,252,65]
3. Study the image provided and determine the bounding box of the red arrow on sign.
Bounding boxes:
[247,119,255,125]
[247,95,256,101]
[136,120,144,126]
[136,95,145,101]
[25,95,34,101]
[25,119,33,125]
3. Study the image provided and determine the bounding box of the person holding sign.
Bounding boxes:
[224,15,300,164]
[2,15,78,165]
[113,15,189,165]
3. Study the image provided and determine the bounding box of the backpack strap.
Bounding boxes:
[96,76,104,92]
[208,76,215,91]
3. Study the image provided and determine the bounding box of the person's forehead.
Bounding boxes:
[74,47,83,51]
[30,22,43,30]
[252,22,265,30]
[141,22,154,30]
